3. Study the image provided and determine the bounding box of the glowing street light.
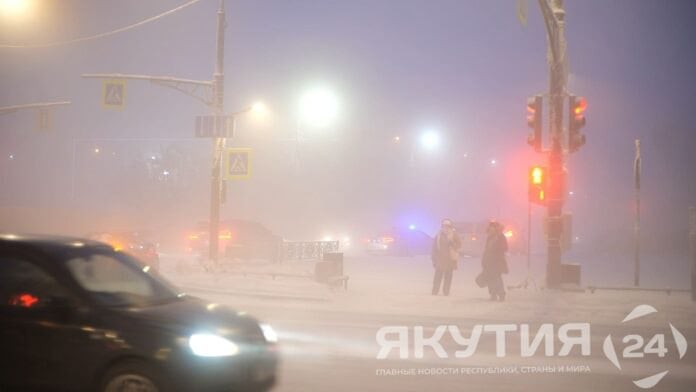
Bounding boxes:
[229,101,270,129]
[299,87,339,128]
[250,101,268,117]
[419,130,441,151]
[0,0,33,19]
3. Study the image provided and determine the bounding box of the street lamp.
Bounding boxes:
[407,129,443,167]
[294,87,340,169]
[250,101,268,117]
[419,129,441,151]
[0,0,32,19]
[298,87,339,128]
[227,101,269,136]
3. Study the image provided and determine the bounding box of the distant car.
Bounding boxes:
[0,234,278,392]
[366,227,433,256]
[88,231,160,271]
[186,220,281,262]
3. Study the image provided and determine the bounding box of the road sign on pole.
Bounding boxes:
[224,148,252,180]
[195,115,235,138]
[102,79,126,109]
[37,108,51,130]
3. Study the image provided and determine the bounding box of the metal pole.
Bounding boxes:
[689,207,695,301]
[539,0,567,288]
[527,201,532,277]
[208,0,226,264]
[634,139,641,287]
[71,140,77,200]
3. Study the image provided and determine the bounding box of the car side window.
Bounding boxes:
[67,254,154,298]
[0,258,68,310]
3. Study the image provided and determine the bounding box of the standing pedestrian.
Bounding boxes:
[431,219,462,296]
[481,221,509,301]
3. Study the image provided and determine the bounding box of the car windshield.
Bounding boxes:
[65,251,181,308]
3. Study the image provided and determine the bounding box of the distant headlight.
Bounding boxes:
[189,333,239,357]
[260,324,278,343]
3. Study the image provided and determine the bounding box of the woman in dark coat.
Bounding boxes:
[481,222,509,301]
[431,219,462,296]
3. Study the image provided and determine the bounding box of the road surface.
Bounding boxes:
[160,252,696,392]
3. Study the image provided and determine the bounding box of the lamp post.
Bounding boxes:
[294,86,340,169]
[409,129,442,167]
[81,1,270,265]
[0,0,33,19]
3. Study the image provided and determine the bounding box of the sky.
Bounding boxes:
[1,0,695,260]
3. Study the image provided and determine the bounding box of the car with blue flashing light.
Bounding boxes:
[0,234,278,392]
[365,226,432,256]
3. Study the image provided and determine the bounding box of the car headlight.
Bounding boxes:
[188,333,239,357]
[260,324,278,343]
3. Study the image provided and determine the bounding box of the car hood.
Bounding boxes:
[115,296,264,340]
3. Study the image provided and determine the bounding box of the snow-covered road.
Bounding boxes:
[158,252,696,392]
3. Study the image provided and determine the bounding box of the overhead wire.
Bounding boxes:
[0,0,203,49]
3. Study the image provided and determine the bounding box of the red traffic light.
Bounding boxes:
[573,97,587,117]
[568,95,587,153]
[531,166,544,185]
[528,165,547,205]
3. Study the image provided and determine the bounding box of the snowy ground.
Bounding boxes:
[159,251,696,392]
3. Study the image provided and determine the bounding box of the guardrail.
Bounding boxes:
[280,240,339,261]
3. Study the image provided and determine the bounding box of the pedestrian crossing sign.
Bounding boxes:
[224,148,252,180]
[102,79,126,109]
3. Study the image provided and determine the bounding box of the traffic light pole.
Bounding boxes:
[208,0,226,264]
[690,207,696,301]
[82,1,228,265]
[539,0,567,288]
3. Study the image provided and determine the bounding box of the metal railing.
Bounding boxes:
[280,241,339,261]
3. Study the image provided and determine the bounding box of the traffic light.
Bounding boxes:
[38,108,50,130]
[526,95,542,152]
[568,95,587,152]
[528,165,547,205]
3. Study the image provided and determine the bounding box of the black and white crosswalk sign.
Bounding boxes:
[224,148,252,180]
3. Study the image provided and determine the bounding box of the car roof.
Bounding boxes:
[0,233,113,255]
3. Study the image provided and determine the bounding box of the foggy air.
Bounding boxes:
[1,1,695,391]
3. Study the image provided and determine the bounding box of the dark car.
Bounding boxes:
[365,227,433,257]
[186,220,281,262]
[0,234,278,392]
[88,231,161,271]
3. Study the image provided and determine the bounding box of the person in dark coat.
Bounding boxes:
[481,221,509,301]
[431,219,462,296]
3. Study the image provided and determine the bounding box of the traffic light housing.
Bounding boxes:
[526,95,542,152]
[568,95,587,152]
[528,165,547,205]
[38,109,50,130]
